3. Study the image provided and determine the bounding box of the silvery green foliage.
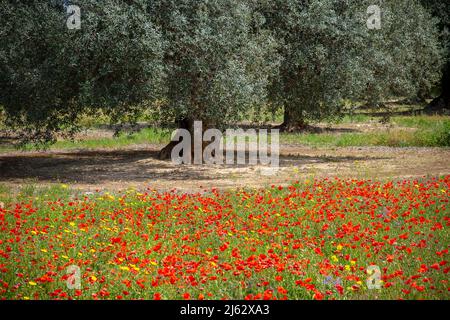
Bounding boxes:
[361,0,443,106]
[420,0,449,108]
[262,0,444,124]
[421,0,449,44]
[0,0,165,145]
[0,0,444,144]
[262,0,367,123]
[148,0,280,127]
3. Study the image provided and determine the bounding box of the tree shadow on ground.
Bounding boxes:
[0,148,389,185]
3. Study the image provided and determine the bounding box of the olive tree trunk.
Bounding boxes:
[277,107,308,132]
[158,118,215,161]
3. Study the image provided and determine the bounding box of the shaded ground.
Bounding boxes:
[0,143,448,193]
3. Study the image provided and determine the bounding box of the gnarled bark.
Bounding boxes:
[277,107,308,132]
[158,118,192,160]
[158,118,215,161]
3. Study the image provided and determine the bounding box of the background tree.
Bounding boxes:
[0,0,165,145]
[261,0,366,130]
[360,0,443,109]
[421,0,450,111]
[262,0,444,131]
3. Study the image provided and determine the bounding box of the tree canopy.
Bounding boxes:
[0,0,165,145]
[148,0,279,128]
[262,0,444,130]
[0,0,446,145]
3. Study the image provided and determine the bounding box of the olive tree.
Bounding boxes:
[261,0,444,131]
[147,0,280,158]
[361,0,444,109]
[0,0,165,145]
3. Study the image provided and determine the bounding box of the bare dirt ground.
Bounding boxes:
[0,119,448,193]
[0,143,449,193]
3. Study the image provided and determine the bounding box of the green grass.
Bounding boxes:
[335,114,447,127]
[52,128,171,150]
[335,114,372,124]
[281,116,450,147]
[0,127,172,152]
[0,183,10,204]
[1,115,449,152]
[0,182,77,206]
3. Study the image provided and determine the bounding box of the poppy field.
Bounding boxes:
[0,176,449,300]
